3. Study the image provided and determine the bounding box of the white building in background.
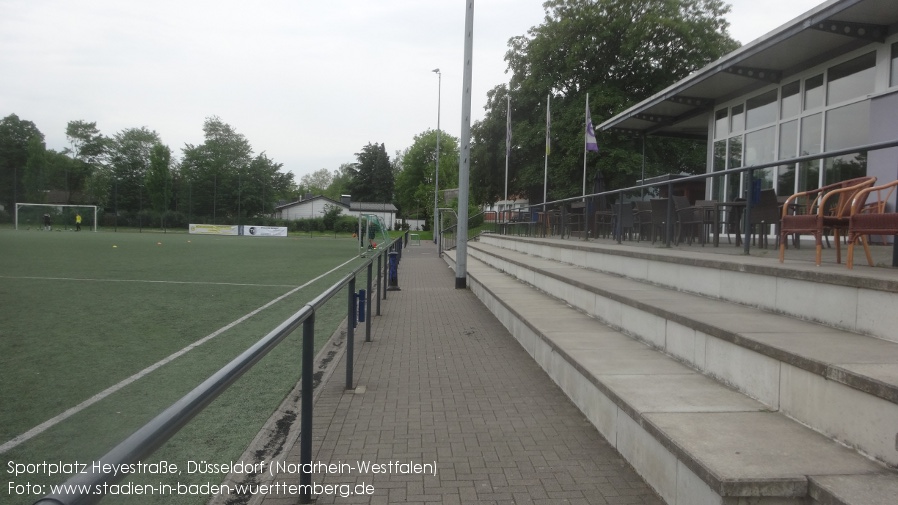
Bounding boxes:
[275,195,398,229]
[275,195,346,220]
[598,0,898,202]
[347,201,398,229]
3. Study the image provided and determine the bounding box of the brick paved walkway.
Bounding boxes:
[258,243,663,505]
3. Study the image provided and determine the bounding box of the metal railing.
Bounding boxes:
[438,210,499,255]
[34,233,408,505]
[501,138,898,264]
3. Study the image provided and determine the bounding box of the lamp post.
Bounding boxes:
[432,68,441,245]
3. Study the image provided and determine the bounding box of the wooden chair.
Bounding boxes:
[778,176,876,266]
[846,179,898,269]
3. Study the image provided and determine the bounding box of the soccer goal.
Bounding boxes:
[15,203,98,232]
[358,213,390,257]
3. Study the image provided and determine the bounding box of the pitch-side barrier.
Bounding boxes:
[33,233,408,505]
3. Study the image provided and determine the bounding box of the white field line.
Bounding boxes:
[0,256,359,454]
[0,276,295,288]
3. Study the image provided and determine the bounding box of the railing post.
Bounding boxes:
[387,252,401,291]
[894,188,898,267]
[376,253,382,315]
[744,168,754,255]
[299,312,315,504]
[382,248,388,301]
[666,182,674,247]
[346,277,355,391]
[366,262,373,342]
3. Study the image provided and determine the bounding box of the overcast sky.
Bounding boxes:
[1,0,825,181]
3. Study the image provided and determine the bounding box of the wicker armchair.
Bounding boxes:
[778,176,876,266]
[846,179,898,269]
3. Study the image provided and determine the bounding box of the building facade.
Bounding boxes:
[598,0,898,206]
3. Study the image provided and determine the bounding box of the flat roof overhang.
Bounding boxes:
[597,0,898,139]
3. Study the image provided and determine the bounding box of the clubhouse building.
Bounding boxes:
[598,0,898,205]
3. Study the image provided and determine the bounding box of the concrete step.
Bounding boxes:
[466,240,898,469]
[442,247,898,505]
[478,234,898,345]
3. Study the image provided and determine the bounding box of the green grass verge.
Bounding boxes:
[0,229,368,505]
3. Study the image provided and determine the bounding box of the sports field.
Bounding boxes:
[0,229,364,504]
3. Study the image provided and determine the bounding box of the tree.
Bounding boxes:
[0,114,44,211]
[242,152,293,218]
[65,120,106,167]
[180,117,293,222]
[322,203,343,230]
[395,129,459,226]
[146,143,173,227]
[180,117,253,222]
[300,168,334,196]
[472,0,739,205]
[347,143,394,202]
[323,164,354,201]
[108,127,163,215]
[65,120,108,204]
[22,136,48,202]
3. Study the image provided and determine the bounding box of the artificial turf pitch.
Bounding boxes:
[0,228,364,504]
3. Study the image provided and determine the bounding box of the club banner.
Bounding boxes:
[189,224,239,236]
[240,226,288,237]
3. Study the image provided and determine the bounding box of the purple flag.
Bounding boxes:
[585,107,599,152]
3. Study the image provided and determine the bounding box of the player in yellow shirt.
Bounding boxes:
[75,212,82,231]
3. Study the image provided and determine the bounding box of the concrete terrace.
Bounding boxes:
[242,233,898,505]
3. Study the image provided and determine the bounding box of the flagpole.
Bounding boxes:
[504,94,510,217]
[543,93,549,220]
[583,93,588,198]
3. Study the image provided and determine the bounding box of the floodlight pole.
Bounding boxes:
[433,68,441,246]
[455,0,474,289]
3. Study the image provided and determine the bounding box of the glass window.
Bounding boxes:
[825,154,867,185]
[800,113,822,157]
[713,140,727,171]
[730,105,744,134]
[728,136,743,169]
[824,101,870,184]
[804,74,824,111]
[891,42,898,87]
[713,140,727,201]
[715,109,728,139]
[799,113,823,192]
[779,120,798,160]
[798,160,821,193]
[827,51,875,105]
[781,81,800,119]
[777,120,798,196]
[746,90,778,129]
[727,136,743,201]
[778,163,796,196]
[825,100,870,152]
[745,126,775,166]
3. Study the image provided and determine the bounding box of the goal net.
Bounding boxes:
[15,203,98,232]
[358,214,390,257]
